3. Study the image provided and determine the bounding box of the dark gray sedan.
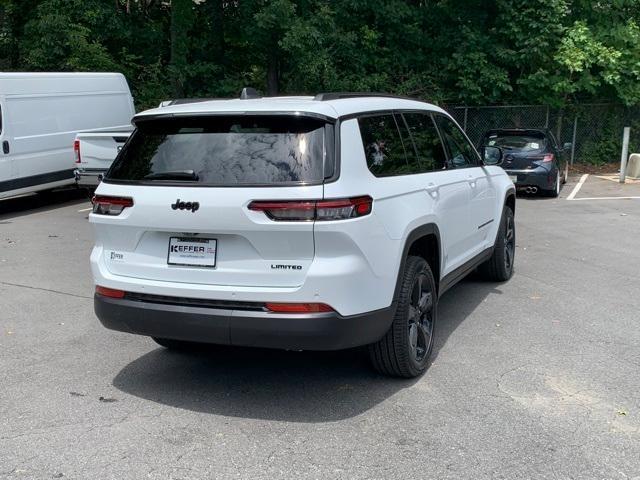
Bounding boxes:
[481,128,570,197]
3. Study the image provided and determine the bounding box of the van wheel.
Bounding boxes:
[478,205,515,282]
[152,337,202,350]
[368,256,437,378]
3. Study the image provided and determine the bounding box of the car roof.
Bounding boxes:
[134,95,446,123]
[484,128,550,136]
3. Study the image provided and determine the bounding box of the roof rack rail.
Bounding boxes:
[313,92,428,102]
[158,98,224,108]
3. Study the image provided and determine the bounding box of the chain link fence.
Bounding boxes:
[444,104,640,166]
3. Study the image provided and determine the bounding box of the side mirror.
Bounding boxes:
[481,146,503,166]
[563,142,573,151]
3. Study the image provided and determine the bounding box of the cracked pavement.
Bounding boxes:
[1,184,639,479]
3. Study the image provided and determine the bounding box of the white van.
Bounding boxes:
[0,72,135,199]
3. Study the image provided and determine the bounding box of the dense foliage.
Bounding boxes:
[2,0,640,110]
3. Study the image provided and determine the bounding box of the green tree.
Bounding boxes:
[3,0,640,109]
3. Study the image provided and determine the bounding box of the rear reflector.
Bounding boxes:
[95,286,125,298]
[265,302,334,313]
[73,140,81,164]
[92,195,134,216]
[249,196,372,221]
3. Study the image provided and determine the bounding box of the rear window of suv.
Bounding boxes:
[106,115,329,186]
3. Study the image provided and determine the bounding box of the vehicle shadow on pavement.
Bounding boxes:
[430,276,501,363]
[112,276,499,422]
[515,192,551,201]
[0,188,89,219]
[113,344,417,422]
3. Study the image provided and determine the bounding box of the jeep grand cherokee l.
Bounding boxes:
[91,91,516,378]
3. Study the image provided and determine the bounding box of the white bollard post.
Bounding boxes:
[620,127,630,184]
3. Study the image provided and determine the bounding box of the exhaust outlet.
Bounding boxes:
[530,186,538,194]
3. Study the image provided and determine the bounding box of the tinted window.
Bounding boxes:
[106,115,327,185]
[483,133,547,152]
[358,114,411,176]
[435,115,479,168]
[403,112,447,171]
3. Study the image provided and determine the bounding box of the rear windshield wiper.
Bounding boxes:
[143,170,199,181]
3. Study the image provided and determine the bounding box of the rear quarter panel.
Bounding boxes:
[319,119,441,313]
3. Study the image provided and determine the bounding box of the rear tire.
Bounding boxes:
[478,205,515,282]
[544,170,561,197]
[152,337,203,350]
[369,256,437,378]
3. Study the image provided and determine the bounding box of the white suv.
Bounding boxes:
[90,92,516,378]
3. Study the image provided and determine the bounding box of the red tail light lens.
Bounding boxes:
[249,196,372,221]
[542,154,554,163]
[74,140,81,164]
[248,200,316,221]
[265,302,334,313]
[316,196,373,220]
[92,195,134,216]
[95,286,125,298]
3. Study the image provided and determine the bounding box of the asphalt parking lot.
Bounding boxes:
[1,177,639,480]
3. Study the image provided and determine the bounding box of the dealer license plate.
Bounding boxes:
[168,237,217,268]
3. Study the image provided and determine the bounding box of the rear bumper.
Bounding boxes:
[74,168,106,187]
[94,294,394,351]
[505,167,556,190]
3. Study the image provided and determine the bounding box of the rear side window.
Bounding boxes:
[484,133,547,152]
[402,112,447,171]
[106,115,329,186]
[435,115,479,169]
[358,114,412,176]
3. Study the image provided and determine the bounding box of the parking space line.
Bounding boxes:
[570,196,640,201]
[77,207,93,212]
[567,174,588,200]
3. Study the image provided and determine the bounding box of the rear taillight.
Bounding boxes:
[95,286,125,298]
[74,140,81,164]
[542,154,554,163]
[248,196,372,221]
[92,195,134,216]
[265,302,334,313]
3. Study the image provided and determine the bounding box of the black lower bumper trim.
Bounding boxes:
[506,170,554,190]
[95,294,394,351]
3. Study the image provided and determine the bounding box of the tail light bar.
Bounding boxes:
[74,139,81,164]
[92,195,134,216]
[265,302,334,313]
[248,196,372,221]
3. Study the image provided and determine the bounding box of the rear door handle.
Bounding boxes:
[2,141,8,155]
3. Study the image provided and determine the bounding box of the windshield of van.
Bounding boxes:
[105,115,328,186]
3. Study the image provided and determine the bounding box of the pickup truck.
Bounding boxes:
[73,128,133,187]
